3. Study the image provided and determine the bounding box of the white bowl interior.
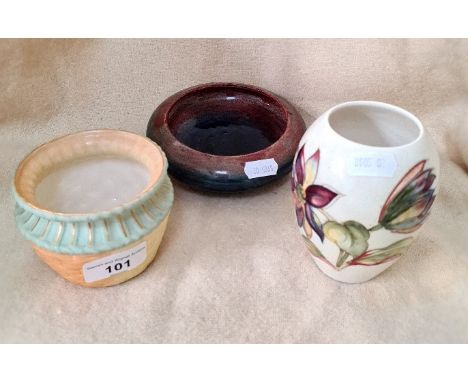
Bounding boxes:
[35,156,150,213]
[15,130,164,214]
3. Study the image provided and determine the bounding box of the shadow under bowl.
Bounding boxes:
[146,82,306,192]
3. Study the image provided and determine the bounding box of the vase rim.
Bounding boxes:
[325,100,424,150]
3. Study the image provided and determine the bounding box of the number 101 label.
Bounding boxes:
[82,241,147,283]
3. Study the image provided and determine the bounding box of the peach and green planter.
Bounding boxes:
[13,130,173,287]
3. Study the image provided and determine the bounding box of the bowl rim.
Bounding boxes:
[147,82,306,163]
[13,129,169,220]
[163,82,290,158]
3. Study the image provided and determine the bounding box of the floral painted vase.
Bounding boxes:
[292,101,439,283]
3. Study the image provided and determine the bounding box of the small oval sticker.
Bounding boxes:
[347,152,397,177]
[244,158,278,179]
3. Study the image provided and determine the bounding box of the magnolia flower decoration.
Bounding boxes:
[293,147,437,271]
[377,160,436,233]
[291,146,337,241]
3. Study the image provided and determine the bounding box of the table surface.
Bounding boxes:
[1,39,467,343]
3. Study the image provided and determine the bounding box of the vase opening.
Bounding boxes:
[328,102,422,148]
[166,85,288,156]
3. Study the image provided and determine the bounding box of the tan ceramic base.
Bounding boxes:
[33,214,170,287]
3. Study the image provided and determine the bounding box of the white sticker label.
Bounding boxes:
[347,152,397,177]
[244,158,278,179]
[82,241,147,283]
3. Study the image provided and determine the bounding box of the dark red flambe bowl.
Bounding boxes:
[146,82,305,192]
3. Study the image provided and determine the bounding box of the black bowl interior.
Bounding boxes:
[167,85,288,156]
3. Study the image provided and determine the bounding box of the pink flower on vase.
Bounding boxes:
[291,145,337,241]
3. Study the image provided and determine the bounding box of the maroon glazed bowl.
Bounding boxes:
[146,82,306,192]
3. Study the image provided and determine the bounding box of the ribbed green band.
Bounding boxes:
[14,174,174,255]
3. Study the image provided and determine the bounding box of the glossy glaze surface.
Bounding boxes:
[147,83,305,192]
[175,119,273,156]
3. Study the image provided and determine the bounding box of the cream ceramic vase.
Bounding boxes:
[13,130,173,287]
[292,101,439,283]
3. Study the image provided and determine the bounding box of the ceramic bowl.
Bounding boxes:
[147,82,306,192]
[13,130,173,287]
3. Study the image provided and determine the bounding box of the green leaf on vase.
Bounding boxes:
[302,236,325,260]
[349,237,413,266]
[336,250,350,268]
